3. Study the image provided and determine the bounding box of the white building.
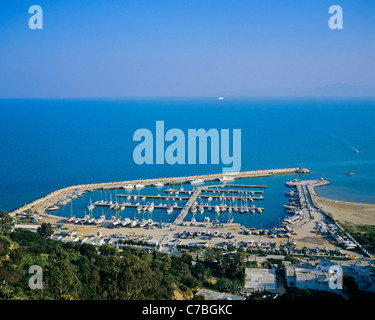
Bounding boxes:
[244,268,278,293]
[81,236,104,246]
[284,259,342,294]
[342,261,375,293]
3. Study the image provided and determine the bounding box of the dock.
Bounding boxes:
[174,187,203,225]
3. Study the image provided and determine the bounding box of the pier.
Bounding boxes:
[174,187,203,225]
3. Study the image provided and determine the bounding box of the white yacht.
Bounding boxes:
[87,199,95,211]
[95,215,106,226]
[219,176,235,183]
[139,220,147,228]
[135,184,145,189]
[47,205,59,211]
[147,202,155,213]
[130,220,138,228]
[121,218,131,227]
[123,184,134,189]
[87,216,96,224]
[190,179,204,185]
[153,182,164,187]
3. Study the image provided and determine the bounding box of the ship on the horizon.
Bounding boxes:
[346,172,355,176]
[354,149,359,154]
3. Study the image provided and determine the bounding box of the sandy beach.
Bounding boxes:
[313,195,375,226]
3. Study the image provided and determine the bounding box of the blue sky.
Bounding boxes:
[0,0,374,97]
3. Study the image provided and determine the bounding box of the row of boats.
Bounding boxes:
[46,190,87,211]
[190,203,263,215]
[282,189,304,225]
[189,176,235,185]
[121,176,235,190]
[66,214,158,229]
[121,182,164,190]
[67,214,106,226]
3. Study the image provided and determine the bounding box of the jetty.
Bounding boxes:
[174,187,203,225]
[9,167,309,217]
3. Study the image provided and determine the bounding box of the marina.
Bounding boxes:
[29,176,368,261]
[15,166,371,258]
[9,167,308,220]
[13,168,371,260]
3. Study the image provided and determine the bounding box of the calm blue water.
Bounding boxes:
[0,98,374,228]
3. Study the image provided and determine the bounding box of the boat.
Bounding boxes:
[130,220,138,228]
[136,205,143,213]
[354,150,359,154]
[214,205,220,214]
[139,220,147,228]
[67,216,75,223]
[87,199,95,211]
[87,216,96,224]
[112,218,121,227]
[148,203,155,212]
[95,215,106,226]
[284,204,299,210]
[346,172,355,176]
[198,205,204,214]
[191,206,197,214]
[123,184,134,189]
[80,215,90,224]
[219,176,235,183]
[166,206,173,214]
[47,205,59,211]
[153,182,164,187]
[121,218,131,227]
[135,184,145,189]
[285,190,296,197]
[207,206,212,212]
[204,217,210,223]
[190,179,204,185]
[218,97,224,100]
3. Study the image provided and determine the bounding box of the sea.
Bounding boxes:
[0,97,374,229]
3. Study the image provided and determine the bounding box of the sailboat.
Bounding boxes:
[87,198,95,211]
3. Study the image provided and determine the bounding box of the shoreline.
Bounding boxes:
[311,188,375,226]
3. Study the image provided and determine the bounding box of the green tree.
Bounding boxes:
[226,279,243,294]
[37,222,54,238]
[0,280,14,300]
[45,247,81,299]
[0,211,14,234]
